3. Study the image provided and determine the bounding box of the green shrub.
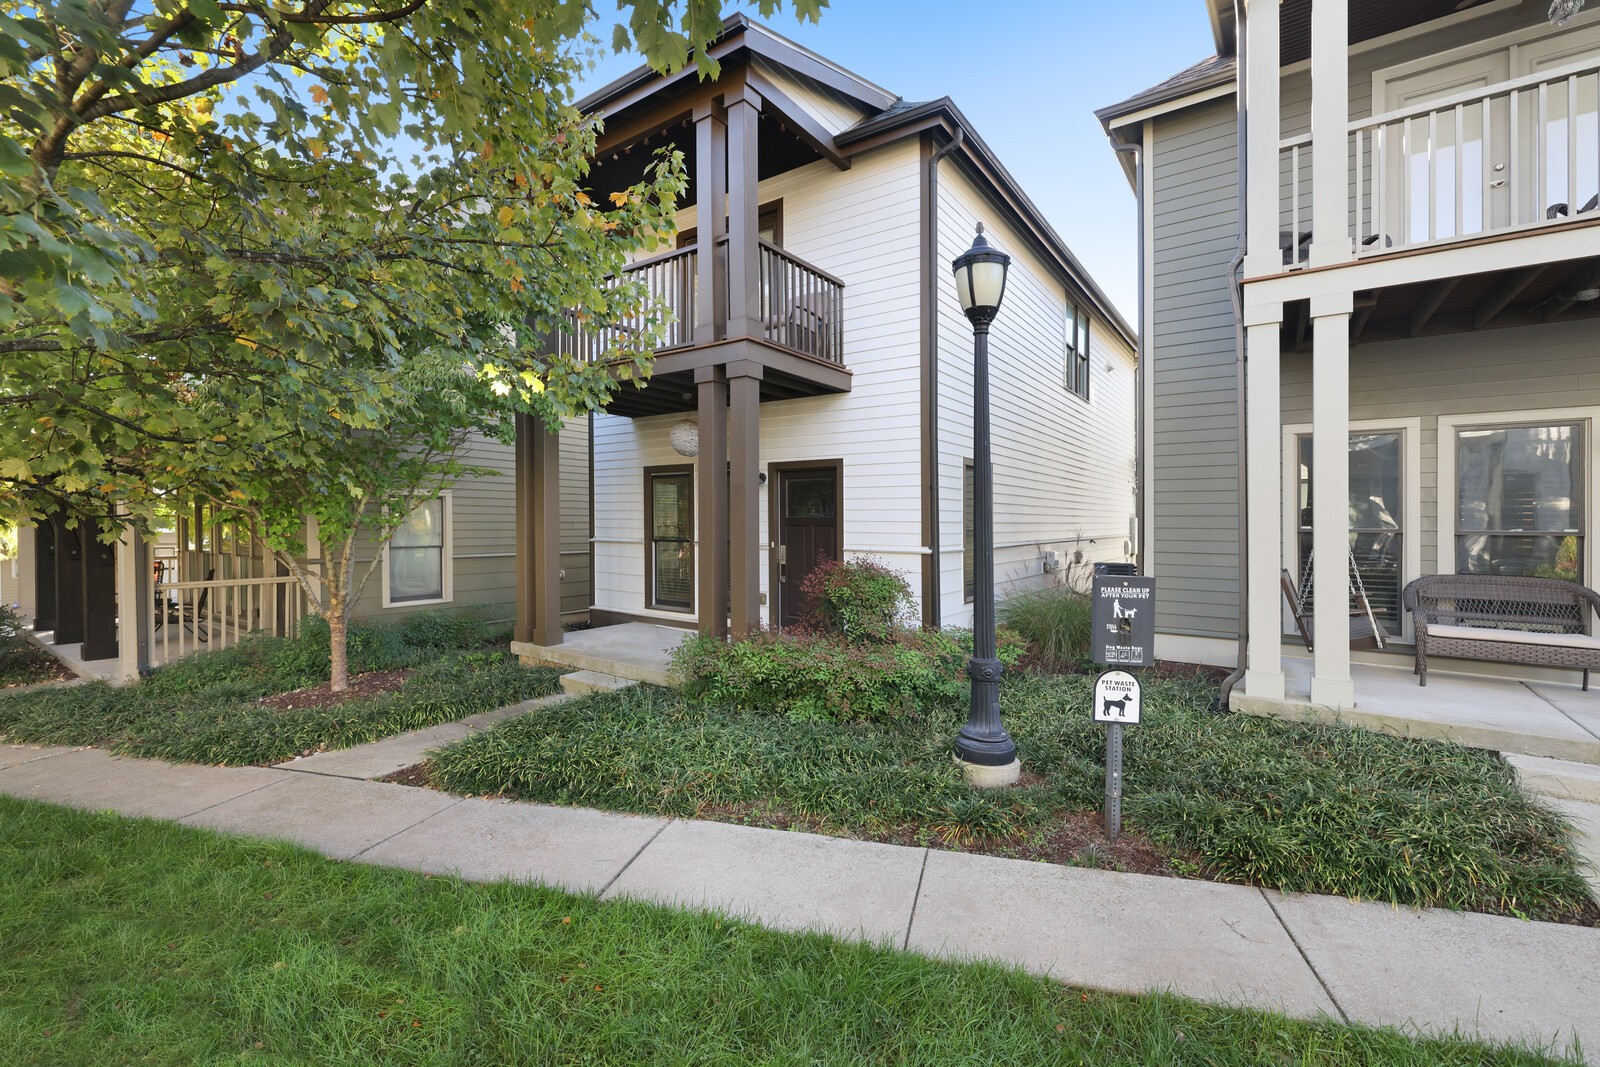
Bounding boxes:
[672,626,1026,725]
[997,586,1094,672]
[0,604,30,672]
[798,556,915,644]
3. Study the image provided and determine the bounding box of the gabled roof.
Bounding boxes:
[1095,54,1236,129]
[578,17,1137,350]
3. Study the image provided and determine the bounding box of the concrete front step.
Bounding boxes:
[1508,754,1600,805]
[560,669,636,696]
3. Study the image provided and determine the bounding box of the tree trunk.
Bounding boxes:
[328,594,349,693]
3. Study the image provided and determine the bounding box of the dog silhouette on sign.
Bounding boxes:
[1101,695,1130,717]
[1113,599,1138,621]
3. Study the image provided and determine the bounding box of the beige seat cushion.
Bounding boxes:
[1426,623,1600,650]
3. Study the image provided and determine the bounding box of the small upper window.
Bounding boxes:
[1065,300,1091,400]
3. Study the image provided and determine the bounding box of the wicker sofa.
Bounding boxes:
[1402,574,1600,689]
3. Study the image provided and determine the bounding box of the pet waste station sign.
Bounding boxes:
[1089,572,1154,842]
[1091,575,1155,668]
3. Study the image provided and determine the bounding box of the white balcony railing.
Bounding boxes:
[1278,56,1600,268]
[150,573,315,665]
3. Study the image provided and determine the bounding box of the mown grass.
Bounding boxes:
[431,673,1596,923]
[0,613,560,765]
[0,797,1581,1066]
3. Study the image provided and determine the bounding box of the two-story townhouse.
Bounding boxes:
[509,16,1139,662]
[1100,0,1600,712]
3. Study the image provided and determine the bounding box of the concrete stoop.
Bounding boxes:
[1508,754,1600,805]
[559,669,636,696]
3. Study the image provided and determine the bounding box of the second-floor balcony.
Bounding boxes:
[1278,57,1600,268]
[551,236,849,417]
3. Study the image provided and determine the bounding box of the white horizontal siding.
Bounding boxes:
[935,168,1139,628]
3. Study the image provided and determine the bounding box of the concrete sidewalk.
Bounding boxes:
[1,733,1597,1062]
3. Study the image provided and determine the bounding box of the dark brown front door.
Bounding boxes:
[775,465,839,630]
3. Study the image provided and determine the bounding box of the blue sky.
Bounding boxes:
[572,1,1221,323]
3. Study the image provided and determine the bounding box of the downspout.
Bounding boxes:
[1110,136,1144,576]
[923,126,966,625]
[1217,0,1251,711]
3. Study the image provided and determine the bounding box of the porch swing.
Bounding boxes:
[1281,550,1389,652]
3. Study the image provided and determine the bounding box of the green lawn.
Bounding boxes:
[0,614,562,765]
[429,674,1597,923]
[0,797,1580,1066]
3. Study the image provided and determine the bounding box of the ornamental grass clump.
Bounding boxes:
[996,585,1094,672]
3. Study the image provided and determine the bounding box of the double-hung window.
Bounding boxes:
[385,495,451,606]
[1064,300,1090,400]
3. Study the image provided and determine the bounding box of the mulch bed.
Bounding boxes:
[258,669,414,712]
[378,761,436,788]
[0,650,75,690]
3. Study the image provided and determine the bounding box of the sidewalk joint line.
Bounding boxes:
[177,773,299,821]
[597,818,675,900]
[901,848,930,952]
[347,797,466,861]
[1259,888,1348,1025]
[278,765,394,782]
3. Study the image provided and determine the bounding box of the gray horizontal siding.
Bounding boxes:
[1151,97,1243,640]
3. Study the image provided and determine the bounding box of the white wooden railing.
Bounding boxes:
[149,573,315,664]
[1278,57,1600,267]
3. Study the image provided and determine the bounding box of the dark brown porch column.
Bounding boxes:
[695,366,730,637]
[80,533,118,661]
[33,521,57,631]
[692,100,727,346]
[725,84,762,339]
[727,360,763,635]
[514,412,563,647]
[52,515,84,645]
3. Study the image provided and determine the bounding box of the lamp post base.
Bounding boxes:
[957,756,1022,789]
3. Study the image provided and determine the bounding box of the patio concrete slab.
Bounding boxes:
[181,774,459,860]
[906,849,1338,1021]
[1266,889,1600,1056]
[357,797,668,893]
[0,743,82,770]
[1528,684,1600,745]
[512,622,686,686]
[1546,797,1600,899]
[1236,658,1600,764]
[279,694,569,780]
[602,819,925,943]
[0,747,289,819]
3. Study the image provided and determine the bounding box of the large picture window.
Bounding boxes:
[647,467,694,612]
[1456,421,1585,582]
[386,496,450,605]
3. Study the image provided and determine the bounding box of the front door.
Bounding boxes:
[774,465,839,630]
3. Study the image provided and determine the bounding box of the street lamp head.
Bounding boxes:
[951,222,1011,326]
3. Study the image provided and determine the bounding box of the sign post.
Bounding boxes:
[1090,573,1154,842]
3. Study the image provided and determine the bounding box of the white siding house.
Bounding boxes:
[512,16,1137,648]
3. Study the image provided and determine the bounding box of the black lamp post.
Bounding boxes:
[951,223,1019,785]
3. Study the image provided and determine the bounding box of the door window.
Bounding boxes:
[648,469,694,611]
[1294,432,1405,631]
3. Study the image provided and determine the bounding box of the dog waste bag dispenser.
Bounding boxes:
[1091,574,1155,668]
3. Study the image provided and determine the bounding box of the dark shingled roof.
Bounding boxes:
[1095,54,1237,128]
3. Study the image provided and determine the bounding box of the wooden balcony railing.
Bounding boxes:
[551,239,845,365]
[1277,56,1600,267]
[150,573,314,665]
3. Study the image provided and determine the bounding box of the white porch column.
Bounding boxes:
[15,523,36,624]
[1242,0,1282,280]
[1310,290,1354,708]
[1309,0,1351,268]
[115,523,150,683]
[1243,296,1285,700]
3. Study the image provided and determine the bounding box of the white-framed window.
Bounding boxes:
[1064,299,1090,400]
[1450,418,1587,583]
[382,493,453,607]
[1281,419,1422,641]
